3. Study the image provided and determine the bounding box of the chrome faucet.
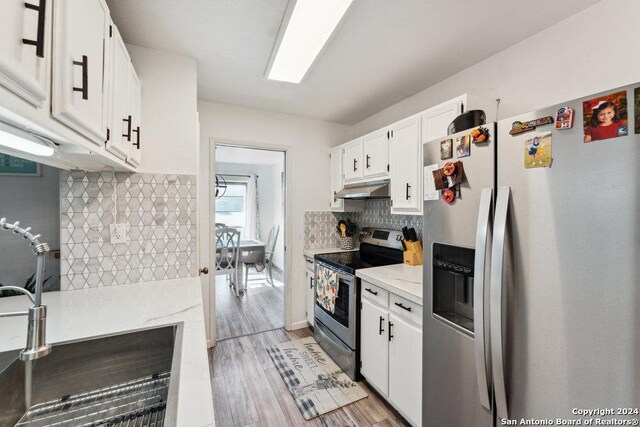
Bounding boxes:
[0,218,51,360]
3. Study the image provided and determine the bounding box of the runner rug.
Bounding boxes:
[267,337,367,420]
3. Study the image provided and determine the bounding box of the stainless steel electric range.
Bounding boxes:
[313,227,404,380]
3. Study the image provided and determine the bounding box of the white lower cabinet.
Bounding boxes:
[360,281,422,426]
[360,298,389,395]
[304,256,315,327]
[389,312,422,426]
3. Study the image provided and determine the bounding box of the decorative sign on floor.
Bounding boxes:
[267,337,367,420]
[0,154,41,176]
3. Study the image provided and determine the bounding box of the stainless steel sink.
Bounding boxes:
[0,324,182,427]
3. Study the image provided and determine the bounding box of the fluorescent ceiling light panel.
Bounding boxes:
[268,0,353,83]
[0,122,54,157]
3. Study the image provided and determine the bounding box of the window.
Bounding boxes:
[215,181,249,238]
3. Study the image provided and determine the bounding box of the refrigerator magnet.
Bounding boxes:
[634,88,640,134]
[509,116,554,135]
[583,90,628,143]
[455,135,470,158]
[442,188,455,204]
[440,139,453,160]
[470,126,490,143]
[524,132,552,169]
[554,107,574,129]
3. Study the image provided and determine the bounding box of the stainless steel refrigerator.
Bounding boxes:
[422,83,640,426]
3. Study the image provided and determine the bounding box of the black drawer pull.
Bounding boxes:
[405,183,411,200]
[22,0,46,58]
[388,321,394,341]
[378,316,385,335]
[132,126,141,149]
[72,55,88,100]
[395,302,412,312]
[365,288,378,296]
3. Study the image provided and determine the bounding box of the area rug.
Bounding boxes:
[267,337,367,420]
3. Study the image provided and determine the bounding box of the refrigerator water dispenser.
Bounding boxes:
[432,243,475,335]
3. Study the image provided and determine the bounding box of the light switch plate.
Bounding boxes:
[109,223,128,243]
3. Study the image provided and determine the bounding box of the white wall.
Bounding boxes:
[0,165,60,291]
[215,161,285,269]
[352,0,640,138]
[198,101,351,328]
[127,45,199,175]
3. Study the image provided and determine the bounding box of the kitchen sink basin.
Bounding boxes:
[0,324,182,427]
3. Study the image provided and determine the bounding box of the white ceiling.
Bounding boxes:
[215,146,285,166]
[106,0,601,125]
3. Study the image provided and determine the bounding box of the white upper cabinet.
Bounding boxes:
[363,129,389,179]
[421,95,465,143]
[106,24,129,160]
[329,147,344,210]
[126,65,142,167]
[52,0,111,145]
[342,138,364,183]
[0,0,50,107]
[389,116,421,214]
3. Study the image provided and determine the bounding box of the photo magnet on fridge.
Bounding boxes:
[635,87,640,134]
[524,132,552,169]
[583,90,628,143]
[440,139,453,160]
[455,135,470,158]
[555,107,574,129]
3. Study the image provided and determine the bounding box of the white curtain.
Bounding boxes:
[246,175,258,239]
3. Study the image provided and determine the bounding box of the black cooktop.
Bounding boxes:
[315,243,404,275]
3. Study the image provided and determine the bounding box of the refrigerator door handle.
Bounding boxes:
[490,187,511,420]
[473,188,493,411]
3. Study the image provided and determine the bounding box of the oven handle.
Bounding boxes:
[315,261,355,286]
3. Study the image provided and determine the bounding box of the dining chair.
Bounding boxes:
[241,225,280,288]
[215,222,226,229]
[215,227,241,296]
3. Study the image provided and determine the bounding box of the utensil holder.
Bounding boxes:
[339,236,355,250]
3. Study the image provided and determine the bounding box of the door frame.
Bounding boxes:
[199,137,292,346]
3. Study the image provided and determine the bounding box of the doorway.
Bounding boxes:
[212,145,286,341]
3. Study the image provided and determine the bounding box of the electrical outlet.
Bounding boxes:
[109,223,128,243]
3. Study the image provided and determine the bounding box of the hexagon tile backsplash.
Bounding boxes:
[59,171,197,290]
[304,199,423,250]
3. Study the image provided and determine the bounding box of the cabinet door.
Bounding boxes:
[342,139,363,182]
[106,25,129,160]
[305,268,315,327]
[52,0,110,145]
[360,299,389,396]
[363,129,389,179]
[126,65,142,167]
[389,314,422,426]
[389,117,421,212]
[0,0,49,107]
[421,98,464,143]
[329,147,344,210]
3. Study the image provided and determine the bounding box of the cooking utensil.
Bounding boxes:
[339,223,347,237]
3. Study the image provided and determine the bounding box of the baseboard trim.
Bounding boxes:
[290,320,310,330]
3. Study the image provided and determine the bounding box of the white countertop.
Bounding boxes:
[356,264,423,305]
[0,277,214,427]
[303,247,359,258]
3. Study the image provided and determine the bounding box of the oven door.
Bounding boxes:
[314,261,357,349]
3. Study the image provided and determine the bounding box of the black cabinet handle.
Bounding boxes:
[366,154,370,169]
[395,302,412,312]
[379,316,385,335]
[122,116,132,141]
[388,321,394,341]
[365,288,378,296]
[132,126,140,149]
[22,0,46,58]
[405,183,411,200]
[309,277,313,289]
[353,158,357,172]
[72,55,88,100]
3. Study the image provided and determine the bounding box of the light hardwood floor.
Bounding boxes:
[215,270,284,341]
[208,327,409,427]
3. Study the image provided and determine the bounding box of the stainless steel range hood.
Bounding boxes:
[335,179,390,199]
